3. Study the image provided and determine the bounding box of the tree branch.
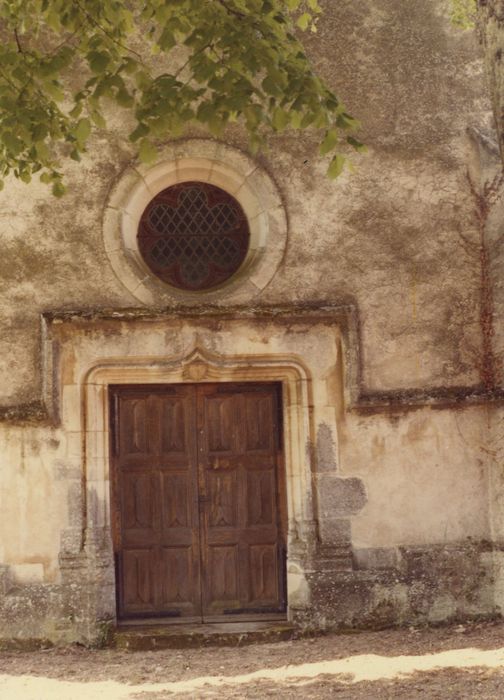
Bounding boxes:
[47,24,84,57]
[215,0,247,20]
[175,41,215,79]
[73,0,143,61]
[14,28,23,53]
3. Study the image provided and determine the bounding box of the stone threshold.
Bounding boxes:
[113,619,298,650]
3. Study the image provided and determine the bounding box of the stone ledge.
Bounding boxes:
[113,621,299,650]
[1,302,504,425]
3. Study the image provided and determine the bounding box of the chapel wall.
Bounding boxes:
[0,0,502,643]
[0,397,498,641]
[0,0,492,406]
[0,406,493,580]
[0,315,500,643]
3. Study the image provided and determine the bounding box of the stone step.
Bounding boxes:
[113,620,298,650]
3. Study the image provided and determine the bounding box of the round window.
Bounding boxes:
[137,181,250,291]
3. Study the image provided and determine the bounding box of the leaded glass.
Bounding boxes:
[137,182,250,290]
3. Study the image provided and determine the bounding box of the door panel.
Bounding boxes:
[112,385,201,619]
[205,394,237,453]
[160,397,188,454]
[160,546,196,610]
[208,545,239,603]
[110,382,286,621]
[208,471,237,527]
[249,544,280,603]
[198,384,285,617]
[121,471,158,538]
[247,469,275,526]
[122,548,155,612]
[161,473,191,530]
[244,392,275,451]
[119,397,149,456]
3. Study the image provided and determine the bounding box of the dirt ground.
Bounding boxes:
[1,619,504,698]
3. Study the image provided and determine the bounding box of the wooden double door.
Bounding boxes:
[110,382,287,621]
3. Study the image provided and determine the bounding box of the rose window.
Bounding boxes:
[137,182,250,291]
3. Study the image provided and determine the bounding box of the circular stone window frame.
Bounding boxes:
[103,139,288,306]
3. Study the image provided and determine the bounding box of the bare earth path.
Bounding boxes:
[1,619,504,698]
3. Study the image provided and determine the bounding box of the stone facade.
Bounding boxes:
[1,0,504,645]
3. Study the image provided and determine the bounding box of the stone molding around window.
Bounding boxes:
[103,139,288,305]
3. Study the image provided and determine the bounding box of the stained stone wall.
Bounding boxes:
[1,0,504,645]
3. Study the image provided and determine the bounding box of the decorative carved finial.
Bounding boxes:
[183,350,209,381]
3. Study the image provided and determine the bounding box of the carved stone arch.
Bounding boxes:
[80,346,317,621]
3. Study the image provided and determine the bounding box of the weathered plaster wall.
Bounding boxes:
[0,0,492,405]
[341,407,490,547]
[0,426,67,582]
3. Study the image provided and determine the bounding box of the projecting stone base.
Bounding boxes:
[0,540,502,647]
[0,578,114,650]
[293,540,500,631]
[0,540,116,649]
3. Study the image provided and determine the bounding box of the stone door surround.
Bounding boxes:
[49,306,363,623]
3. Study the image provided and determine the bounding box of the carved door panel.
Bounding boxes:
[110,383,286,622]
[111,385,201,619]
[197,384,286,618]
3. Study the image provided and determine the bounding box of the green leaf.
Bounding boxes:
[116,88,134,108]
[32,124,49,142]
[121,57,139,75]
[69,103,83,119]
[35,141,50,160]
[52,180,66,197]
[336,112,359,131]
[297,13,311,30]
[138,139,157,163]
[44,81,65,101]
[319,128,338,155]
[88,51,111,74]
[347,136,367,153]
[290,111,303,128]
[46,11,61,31]
[272,107,289,131]
[130,123,149,142]
[327,154,345,179]
[158,27,176,51]
[244,105,262,129]
[75,118,91,143]
[451,0,476,28]
[2,132,24,155]
[90,110,107,129]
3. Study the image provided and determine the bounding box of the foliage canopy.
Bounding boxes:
[0,0,363,195]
